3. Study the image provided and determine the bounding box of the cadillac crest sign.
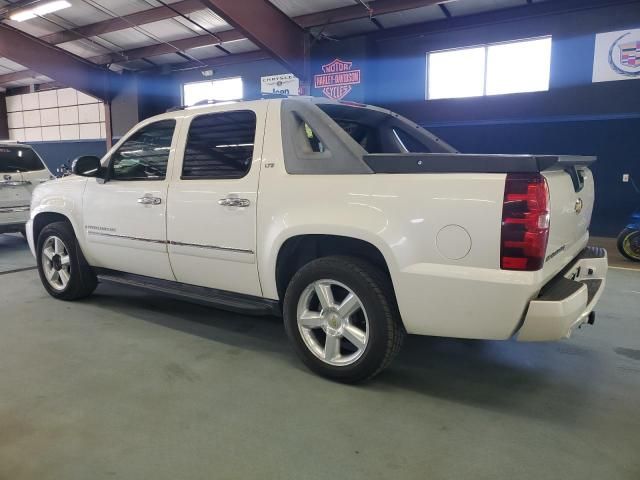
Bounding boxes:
[593,28,640,82]
[610,33,640,75]
[313,59,361,100]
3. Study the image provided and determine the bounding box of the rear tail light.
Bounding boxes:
[500,173,550,271]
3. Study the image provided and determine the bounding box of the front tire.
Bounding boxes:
[37,221,97,300]
[617,227,640,262]
[283,256,405,383]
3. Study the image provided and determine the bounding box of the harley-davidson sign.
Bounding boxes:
[313,59,361,100]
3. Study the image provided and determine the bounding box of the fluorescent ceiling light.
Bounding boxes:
[10,0,71,22]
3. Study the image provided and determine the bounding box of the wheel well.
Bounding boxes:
[275,235,392,300]
[33,212,72,244]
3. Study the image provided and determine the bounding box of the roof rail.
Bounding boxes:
[165,98,227,112]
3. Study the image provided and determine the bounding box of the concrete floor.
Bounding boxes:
[0,234,35,273]
[0,237,639,480]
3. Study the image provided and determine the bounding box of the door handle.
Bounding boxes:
[138,195,162,206]
[218,197,250,208]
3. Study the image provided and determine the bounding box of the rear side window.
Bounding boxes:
[0,146,45,173]
[182,111,257,179]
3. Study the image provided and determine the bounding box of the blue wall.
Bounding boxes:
[29,140,107,173]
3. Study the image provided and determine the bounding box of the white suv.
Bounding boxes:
[0,142,52,236]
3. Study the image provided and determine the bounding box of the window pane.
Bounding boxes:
[182,111,256,179]
[392,128,432,153]
[111,120,175,180]
[0,146,45,172]
[486,37,551,95]
[428,47,485,99]
[183,77,244,106]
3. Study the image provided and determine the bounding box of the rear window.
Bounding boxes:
[0,146,45,173]
[316,104,453,154]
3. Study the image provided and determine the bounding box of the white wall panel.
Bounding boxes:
[7,111,24,129]
[5,87,106,142]
[40,108,60,126]
[57,88,78,107]
[59,105,79,124]
[78,103,100,123]
[9,129,25,142]
[23,110,41,128]
[79,123,101,139]
[77,91,99,105]
[38,90,58,109]
[22,93,40,110]
[6,95,22,112]
[41,126,61,141]
[24,127,43,142]
[60,124,80,141]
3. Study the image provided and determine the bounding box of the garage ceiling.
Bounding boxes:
[0,0,549,90]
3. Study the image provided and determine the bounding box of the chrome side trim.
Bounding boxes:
[169,240,254,255]
[0,180,32,187]
[86,230,254,254]
[0,205,30,213]
[87,230,166,244]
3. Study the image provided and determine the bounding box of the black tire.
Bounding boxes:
[617,227,640,262]
[36,221,97,300]
[283,255,405,383]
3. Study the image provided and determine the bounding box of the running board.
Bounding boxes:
[95,269,281,316]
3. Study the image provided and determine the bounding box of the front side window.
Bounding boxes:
[182,111,256,180]
[110,120,176,181]
[0,146,45,173]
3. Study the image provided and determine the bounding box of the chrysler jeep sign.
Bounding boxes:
[313,59,361,100]
[261,73,300,96]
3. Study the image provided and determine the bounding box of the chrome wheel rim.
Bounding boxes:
[41,236,71,291]
[296,279,369,367]
[623,232,640,259]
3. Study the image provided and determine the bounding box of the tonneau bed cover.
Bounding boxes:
[363,154,596,174]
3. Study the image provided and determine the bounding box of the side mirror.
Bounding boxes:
[71,156,102,177]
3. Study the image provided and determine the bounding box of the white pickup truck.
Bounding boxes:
[1,142,52,236]
[26,97,608,382]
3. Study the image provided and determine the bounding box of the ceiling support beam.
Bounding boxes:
[39,0,206,45]
[0,69,39,86]
[295,0,449,27]
[143,50,271,74]
[0,24,118,101]
[198,0,308,79]
[89,29,245,66]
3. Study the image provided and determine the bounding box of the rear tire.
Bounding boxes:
[617,227,640,262]
[283,255,405,383]
[36,221,97,300]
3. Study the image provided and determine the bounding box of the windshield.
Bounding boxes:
[317,104,455,154]
[0,146,45,173]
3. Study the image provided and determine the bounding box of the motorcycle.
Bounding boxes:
[617,175,640,262]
